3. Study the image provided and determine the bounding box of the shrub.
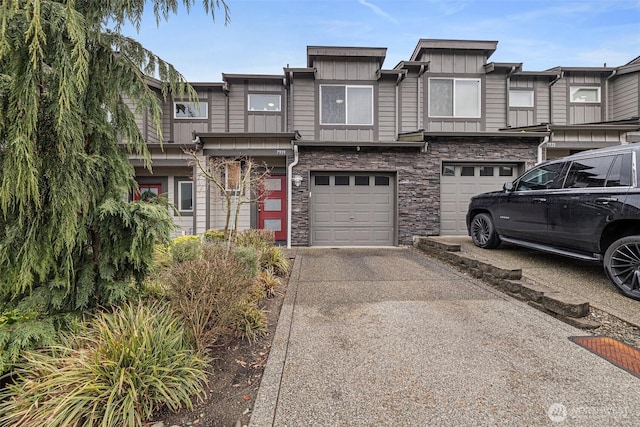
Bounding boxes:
[152,243,173,270]
[172,235,203,263]
[0,301,208,427]
[234,229,274,252]
[203,228,227,243]
[260,246,292,276]
[232,300,267,343]
[0,312,58,375]
[232,246,260,279]
[165,246,255,351]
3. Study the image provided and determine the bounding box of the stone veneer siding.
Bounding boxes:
[290,137,541,246]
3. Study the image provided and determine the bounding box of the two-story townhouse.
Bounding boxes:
[128,39,640,246]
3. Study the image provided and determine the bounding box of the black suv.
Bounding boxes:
[466,144,640,300]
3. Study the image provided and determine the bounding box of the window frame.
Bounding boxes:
[319,84,374,126]
[428,77,482,119]
[509,90,534,108]
[570,86,601,104]
[177,180,194,212]
[248,94,282,112]
[173,101,208,119]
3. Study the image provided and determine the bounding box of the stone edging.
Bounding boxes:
[413,237,600,330]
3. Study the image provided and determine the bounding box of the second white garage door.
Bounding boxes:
[310,173,395,246]
[440,163,520,235]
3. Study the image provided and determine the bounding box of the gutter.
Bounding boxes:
[286,144,299,249]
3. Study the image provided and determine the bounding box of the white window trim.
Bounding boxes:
[177,180,194,212]
[428,78,482,119]
[320,84,374,126]
[248,94,282,112]
[173,101,208,119]
[509,90,534,108]
[570,86,601,103]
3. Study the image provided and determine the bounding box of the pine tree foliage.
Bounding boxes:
[0,0,229,370]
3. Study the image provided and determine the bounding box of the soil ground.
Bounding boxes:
[149,279,287,427]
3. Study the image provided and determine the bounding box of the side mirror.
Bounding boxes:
[504,182,515,192]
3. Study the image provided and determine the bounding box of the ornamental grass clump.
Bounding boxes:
[257,268,282,298]
[232,299,268,343]
[0,301,208,427]
[260,246,291,276]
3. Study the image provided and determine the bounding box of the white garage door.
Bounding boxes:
[311,173,395,246]
[440,163,519,235]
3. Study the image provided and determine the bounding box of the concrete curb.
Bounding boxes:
[413,236,598,329]
[249,250,303,426]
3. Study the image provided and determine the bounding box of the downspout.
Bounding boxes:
[395,71,405,138]
[287,144,299,249]
[548,70,563,126]
[537,124,551,164]
[417,64,426,130]
[605,69,617,122]
[283,70,289,132]
[505,66,517,128]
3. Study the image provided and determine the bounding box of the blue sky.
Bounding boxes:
[122,0,640,82]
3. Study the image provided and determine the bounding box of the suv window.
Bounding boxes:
[564,155,615,188]
[563,153,632,188]
[515,162,566,191]
[605,153,632,187]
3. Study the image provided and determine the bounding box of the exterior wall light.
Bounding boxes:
[292,174,303,187]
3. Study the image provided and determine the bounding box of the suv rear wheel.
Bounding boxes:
[604,236,640,301]
[470,213,501,249]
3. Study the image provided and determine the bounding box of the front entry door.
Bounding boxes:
[258,175,287,241]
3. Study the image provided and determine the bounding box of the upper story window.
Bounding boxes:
[509,90,534,108]
[429,78,481,118]
[570,87,601,103]
[248,94,281,111]
[320,85,373,125]
[174,101,208,119]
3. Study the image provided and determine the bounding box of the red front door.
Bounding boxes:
[258,175,287,241]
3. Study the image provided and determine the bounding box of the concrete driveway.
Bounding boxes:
[429,236,640,328]
[251,248,640,426]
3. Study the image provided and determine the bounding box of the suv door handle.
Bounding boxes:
[532,198,547,203]
[596,197,618,205]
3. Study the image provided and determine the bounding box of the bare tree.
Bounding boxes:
[187,151,272,238]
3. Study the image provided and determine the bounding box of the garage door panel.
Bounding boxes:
[373,212,392,224]
[311,172,395,246]
[441,163,517,235]
[313,230,332,244]
[334,211,353,224]
[352,212,371,223]
[313,211,331,224]
[334,194,351,204]
[314,193,332,204]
